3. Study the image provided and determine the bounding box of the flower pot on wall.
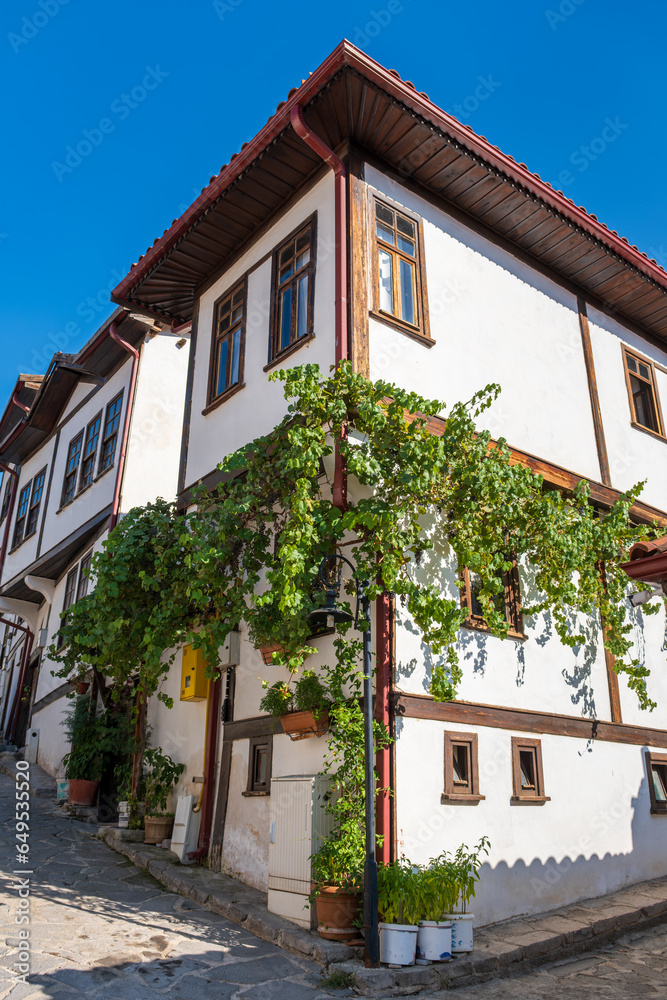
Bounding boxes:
[75,681,90,695]
[379,923,418,965]
[417,920,452,962]
[280,709,329,741]
[144,815,174,844]
[315,887,361,941]
[68,779,99,807]
[257,642,290,666]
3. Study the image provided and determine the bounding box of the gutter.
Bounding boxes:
[621,552,667,585]
[108,322,141,530]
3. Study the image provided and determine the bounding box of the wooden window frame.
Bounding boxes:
[243,735,273,796]
[61,431,83,507]
[76,552,93,602]
[25,467,46,539]
[460,560,524,639]
[0,478,11,524]
[511,736,550,804]
[12,482,32,548]
[267,214,317,369]
[442,731,484,804]
[204,276,248,413]
[369,195,431,345]
[622,346,665,441]
[79,412,102,491]
[645,751,667,815]
[98,392,124,474]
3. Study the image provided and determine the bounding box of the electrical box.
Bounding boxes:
[180,645,209,702]
[220,630,240,668]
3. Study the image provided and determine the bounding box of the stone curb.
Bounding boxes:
[98,828,667,995]
[0,754,56,798]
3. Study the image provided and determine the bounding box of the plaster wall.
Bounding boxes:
[31,696,71,777]
[395,715,667,926]
[185,174,336,487]
[364,165,602,483]
[122,331,190,512]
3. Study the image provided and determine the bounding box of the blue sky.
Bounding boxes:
[1,0,666,406]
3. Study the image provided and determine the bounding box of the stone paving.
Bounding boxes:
[0,771,353,1000]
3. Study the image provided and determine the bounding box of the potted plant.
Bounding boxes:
[416,861,456,963]
[310,830,364,941]
[142,747,185,844]
[61,700,105,806]
[376,859,422,966]
[260,671,330,740]
[249,602,291,665]
[441,837,490,953]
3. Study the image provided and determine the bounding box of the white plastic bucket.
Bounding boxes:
[379,922,418,965]
[417,920,452,961]
[447,913,474,952]
[117,801,130,829]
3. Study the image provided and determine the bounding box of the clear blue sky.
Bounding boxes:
[1,0,666,406]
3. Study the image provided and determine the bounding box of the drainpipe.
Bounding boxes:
[108,323,140,531]
[188,674,221,860]
[0,461,19,582]
[11,392,30,415]
[290,105,348,510]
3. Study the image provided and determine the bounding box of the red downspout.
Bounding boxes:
[0,461,19,581]
[290,105,348,510]
[188,675,221,860]
[108,323,140,530]
[11,392,30,415]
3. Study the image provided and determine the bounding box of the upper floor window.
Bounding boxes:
[207,279,246,407]
[460,558,523,638]
[0,478,12,524]
[269,217,316,364]
[80,414,102,490]
[99,393,123,472]
[371,198,430,342]
[25,468,46,538]
[623,349,664,438]
[76,552,92,601]
[62,432,83,506]
[13,484,31,548]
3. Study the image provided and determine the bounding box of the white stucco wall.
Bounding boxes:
[395,715,667,927]
[364,165,602,484]
[185,173,336,487]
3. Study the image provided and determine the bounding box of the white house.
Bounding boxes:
[0,309,190,782]
[106,40,667,928]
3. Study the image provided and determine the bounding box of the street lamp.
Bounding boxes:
[307,553,380,967]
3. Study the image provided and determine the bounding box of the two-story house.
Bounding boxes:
[0,309,190,777]
[107,41,667,928]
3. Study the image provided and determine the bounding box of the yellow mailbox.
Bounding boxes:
[180,644,209,702]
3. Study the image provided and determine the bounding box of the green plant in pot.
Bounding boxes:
[310,827,364,942]
[61,700,105,807]
[261,671,331,740]
[376,858,423,966]
[142,747,185,844]
[438,837,490,954]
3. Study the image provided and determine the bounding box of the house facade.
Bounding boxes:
[38,40,666,928]
[0,310,190,779]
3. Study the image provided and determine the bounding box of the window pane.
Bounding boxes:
[216,338,229,395]
[519,750,536,790]
[280,245,294,266]
[378,249,393,313]
[376,222,395,245]
[638,362,650,380]
[280,286,292,350]
[399,259,416,324]
[295,247,311,270]
[256,748,267,785]
[653,765,667,802]
[376,203,394,226]
[630,375,658,431]
[626,355,638,373]
[397,236,415,256]
[397,215,415,239]
[280,263,293,284]
[296,275,308,340]
[452,744,469,785]
[231,329,241,386]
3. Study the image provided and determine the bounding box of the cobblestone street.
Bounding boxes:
[2,770,667,999]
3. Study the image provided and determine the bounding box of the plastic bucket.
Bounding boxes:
[447,913,474,952]
[379,922,418,965]
[417,920,452,961]
[117,801,130,829]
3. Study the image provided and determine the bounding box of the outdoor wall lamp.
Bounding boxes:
[306,552,380,968]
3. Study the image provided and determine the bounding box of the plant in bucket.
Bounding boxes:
[376,859,423,966]
[441,837,490,953]
[142,748,185,844]
[415,860,459,963]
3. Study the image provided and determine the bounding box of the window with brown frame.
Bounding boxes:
[244,735,272,796]
[442,731,484,804]
[76,552,93,601]
[460,560,523,637]
[57,565,79,649]
[645,751,667,815]
[623,349,664,437]
[80,413,101,490]
[12,483,31,548]
[371,198,430,341]
[208,278,247,406]
[269,218,316,364]
[99,392,123,473]
[61,431,83,506]
[0,478,11,524]
[25,468,46,539]
[511,737,550,804]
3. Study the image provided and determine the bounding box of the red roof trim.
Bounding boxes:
[113,41,667,307]
[621,552,667,583]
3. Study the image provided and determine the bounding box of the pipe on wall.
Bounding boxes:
[108,322,140,531]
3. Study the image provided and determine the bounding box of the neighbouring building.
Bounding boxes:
[0,309,190,781]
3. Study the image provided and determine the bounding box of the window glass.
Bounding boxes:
[63,433,83,504]
[100,394,123,471]
[26,469,46,537]
[211,282,245,403]
[374,200,426,335]
[270,222,315,361]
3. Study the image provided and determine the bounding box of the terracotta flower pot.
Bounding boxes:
[144,814,174,844]
[257,642,289,665]
[280,709,329,741]
[68,778,99,807]
[75,681,90,695]
[315,886,362,941]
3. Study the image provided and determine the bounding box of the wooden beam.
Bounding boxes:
[347,151,369,376]
[394,693,667,748]
[578,297,612,486]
